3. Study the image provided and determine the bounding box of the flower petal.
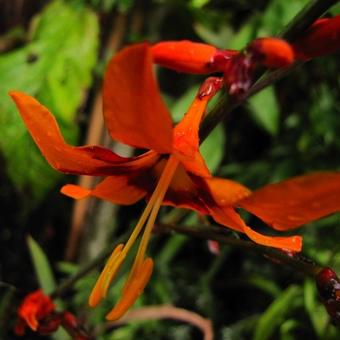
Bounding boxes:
[204,177,252,206]
[173,77,223,177]
[161,162,209,214]
[103,43,173,153]
[152,40,218,74]
[10,91,131,176]
[161,166,249,232]
[61,152,160,204]
[238,172,340,231]
[61,174,147,205]
[243,225,302,252]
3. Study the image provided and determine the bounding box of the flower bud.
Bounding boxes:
[293,16,340,60]
[247,38,295,68]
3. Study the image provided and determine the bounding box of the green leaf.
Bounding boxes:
[248,86,280,136]
[260,0,309,35]
[171,85,200,123]
[0,0,99,202]
[228,16,258,50]
[27,235,56,294]
[304,278,329,338]
[190,0,210,9]
[253,285,301,340]
[201,124,225,172]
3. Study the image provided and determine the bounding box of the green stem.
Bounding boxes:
[156,223,322,277]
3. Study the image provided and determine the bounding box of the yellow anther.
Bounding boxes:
[89,244,125,307]
[106,258,154,321]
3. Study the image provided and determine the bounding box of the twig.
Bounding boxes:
[102,305,213,340]
[156,223,322,277]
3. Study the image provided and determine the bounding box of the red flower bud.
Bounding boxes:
[247,38,295,68]
[14,290,55,335]
[293,15,340,60]
[152,40,237,74]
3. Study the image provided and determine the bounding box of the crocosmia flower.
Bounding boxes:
[14,290,55,335]
[10,42,340,320]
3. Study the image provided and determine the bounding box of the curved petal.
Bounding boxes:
[103,43,173,153]
[204,177,251,206]
[243,226,302,252]
[10,91,133,176]
[61,152,160,204]
[160,162,210,214]
[61,173,147,205]
[173,77,223,177]
[238,172,340,231]
[160,165,249,232]
[197,176,251,232]
[152,40,218,74]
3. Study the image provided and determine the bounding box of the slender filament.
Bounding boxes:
[89,155,179,316]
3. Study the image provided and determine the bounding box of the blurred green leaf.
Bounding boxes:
[279,319,300,340]
[194,22,233,48]
[228,17,258,50]
[253,285,301,340]
[0,0,98,201]
[248,86,280,136]
[190,0,210,9]
[201,124,226,172]
[171,85,199,123]
[0,287,15,338]
[260,0,309,35]
[304,278,329,338]
[27,235,56,294]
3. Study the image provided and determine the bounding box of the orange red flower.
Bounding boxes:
[14,290,55,335]
[10,41,340,320]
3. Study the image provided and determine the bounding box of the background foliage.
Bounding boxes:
[0,0,339,339]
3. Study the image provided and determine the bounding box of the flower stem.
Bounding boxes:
[156,223,322,277]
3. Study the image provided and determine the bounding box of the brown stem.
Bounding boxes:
[156,223,322,277]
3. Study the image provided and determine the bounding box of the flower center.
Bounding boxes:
[88,155,179,320]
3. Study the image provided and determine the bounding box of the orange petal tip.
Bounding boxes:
[244,225,302,252]
[60,184,91,199]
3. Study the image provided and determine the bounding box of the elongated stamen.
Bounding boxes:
[106,257,154,321]
[106,156,179,320]
[89,244,124,307]
[89,155,179,315]
[122,156,179,295]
